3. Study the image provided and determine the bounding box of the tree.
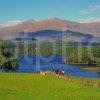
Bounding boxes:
[0,39,19,72]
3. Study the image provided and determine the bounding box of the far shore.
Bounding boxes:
[81,67,100,71]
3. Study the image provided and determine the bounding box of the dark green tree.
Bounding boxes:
[0,39,19,72]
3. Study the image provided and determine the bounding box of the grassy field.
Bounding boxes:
[0,73,100,100]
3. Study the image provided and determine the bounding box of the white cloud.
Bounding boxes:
[79,5,100,14]
[0,20,22,28]
[79,17,100,23]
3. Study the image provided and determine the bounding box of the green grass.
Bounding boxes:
[0,73,100,100]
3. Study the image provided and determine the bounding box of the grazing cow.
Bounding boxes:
[55,70,65,77]
[40,72,46,76]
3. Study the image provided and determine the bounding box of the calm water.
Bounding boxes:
[16,55,100,78]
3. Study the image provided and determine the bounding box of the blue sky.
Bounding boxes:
[0,0,100,23]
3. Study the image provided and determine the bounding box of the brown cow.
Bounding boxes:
[55,70,65,77]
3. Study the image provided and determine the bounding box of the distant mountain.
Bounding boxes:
[17,30,94,42]
[0,18,100,42]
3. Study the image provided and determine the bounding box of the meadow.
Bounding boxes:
[0,73,100,100]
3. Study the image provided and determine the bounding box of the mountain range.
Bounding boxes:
[0,18,100,42]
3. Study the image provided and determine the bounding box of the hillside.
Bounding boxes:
[0,18,100,39]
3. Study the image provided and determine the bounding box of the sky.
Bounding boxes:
[0,0,100,23]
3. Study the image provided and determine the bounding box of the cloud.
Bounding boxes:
[0,20,22,28]
[79,17,100,23]
[79,5,100,14]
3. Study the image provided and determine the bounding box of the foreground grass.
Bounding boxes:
[0,73,100,100]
